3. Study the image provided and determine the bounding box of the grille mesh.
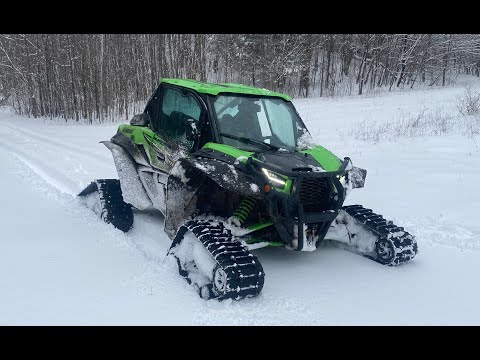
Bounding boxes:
[299,177,331,212]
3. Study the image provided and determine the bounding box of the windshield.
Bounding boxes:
[212,94,309,152]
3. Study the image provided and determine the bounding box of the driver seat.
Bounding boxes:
[234,101,262,140]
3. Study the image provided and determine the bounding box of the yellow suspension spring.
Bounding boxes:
[233,197,256,225]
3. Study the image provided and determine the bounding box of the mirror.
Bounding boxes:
[130,113,151,126]
[349,166,367,189]
[185,119,198,141]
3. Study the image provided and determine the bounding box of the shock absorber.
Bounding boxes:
[231,196,256,226]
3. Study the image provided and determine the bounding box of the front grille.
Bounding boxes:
[299,177,331,212]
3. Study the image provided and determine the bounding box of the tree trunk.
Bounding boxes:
[396,35,407,88]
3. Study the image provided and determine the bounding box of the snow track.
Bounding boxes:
[1,83,480,324]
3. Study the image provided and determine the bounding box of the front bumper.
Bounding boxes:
[249,157,353,251]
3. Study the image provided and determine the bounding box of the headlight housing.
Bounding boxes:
[262,168,286,187]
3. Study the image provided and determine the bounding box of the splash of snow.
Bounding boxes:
[194,162,216,173]
[296,131,317,150]
[170,162,189,184]
[326,210,378,253]
[235,156,249,165]
[226,164,239,181]
[309,165,325,172]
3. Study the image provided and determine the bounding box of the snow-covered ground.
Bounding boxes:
[1,82,480,325]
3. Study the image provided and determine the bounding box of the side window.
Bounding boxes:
[145,88,162,132]
[159,87,201,149]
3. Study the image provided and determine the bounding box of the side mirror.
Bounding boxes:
[130,113,151,126]
[185,119,198,141]
[349,166,367,189]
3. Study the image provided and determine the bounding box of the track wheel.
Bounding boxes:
[212,264,228,298]
[375,238,395,265]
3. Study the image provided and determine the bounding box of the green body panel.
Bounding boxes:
[266,171,292,194]
[275,178,293,194]
[202,142,254,163]
[160,78,292,102]
[118,124,168,170]
[246,221,274,232]
[268,242,285,247]
[301,146,342,171]
[245,237,284,247]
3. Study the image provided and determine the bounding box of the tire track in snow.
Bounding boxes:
[0,141,80,195]
[411,217,480,252]
[0,149,204,324]
[1,123,112,165]
[0,122,117,193]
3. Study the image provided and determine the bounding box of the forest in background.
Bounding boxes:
[1,34,479,122]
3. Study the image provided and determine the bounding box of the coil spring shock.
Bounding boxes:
[232,197,256,225]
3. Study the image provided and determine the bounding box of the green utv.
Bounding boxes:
[79,79,418,300]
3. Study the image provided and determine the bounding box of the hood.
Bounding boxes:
[199,142,342,173]
[255,150,324,173]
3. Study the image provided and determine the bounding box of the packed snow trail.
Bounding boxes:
[0,148,326,325]
[1,83,480,324]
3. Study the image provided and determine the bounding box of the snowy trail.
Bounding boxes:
[0,149,328,325]
[1,84,480,325]
[2,145,480,325]
[1,122,111,161]
[0,140,79,195]
[0,119,116,195]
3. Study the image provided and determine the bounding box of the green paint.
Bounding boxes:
[285,178,293,193]
[267,242,285,247]
[245,237,284,247]
[118,124,166,169]
[262,169,292,194]
[301,146,342,172]
[274,178,293,194]
[202,142,254,162]
[160,78,292,102]
[246,221,273,232]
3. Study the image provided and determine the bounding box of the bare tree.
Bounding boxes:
[1,34,479,122]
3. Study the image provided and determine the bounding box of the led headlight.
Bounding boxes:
[262,168,286,187]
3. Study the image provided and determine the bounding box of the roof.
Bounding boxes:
[160,78,292,101]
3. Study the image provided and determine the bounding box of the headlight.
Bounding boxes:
[337,174,346,186]
[262,168,286,187]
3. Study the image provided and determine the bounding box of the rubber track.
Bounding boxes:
[342,205,418,266]
[93,179,133,233]
[174,220,265,301]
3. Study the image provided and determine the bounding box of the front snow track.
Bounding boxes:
[78,179,133,233]
[336,205,418,266]
[169,220,265,301]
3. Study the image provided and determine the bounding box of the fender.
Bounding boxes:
[185,157,262,198]
[163,157,263,239]
[101,140,153,210]
[110,131,151,168]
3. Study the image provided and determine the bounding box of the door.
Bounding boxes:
[148,85,203,169]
